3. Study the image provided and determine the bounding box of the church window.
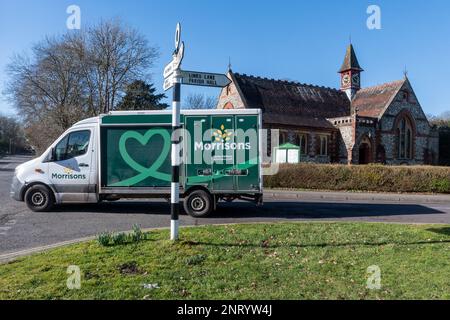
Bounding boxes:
[295,133,308,155]
[397,117,413,159]
[319,136,328,156]
[279,131,287,145]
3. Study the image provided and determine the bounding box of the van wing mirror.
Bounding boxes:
[45,147,56,162]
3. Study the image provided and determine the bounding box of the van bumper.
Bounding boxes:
[10,175,25,201]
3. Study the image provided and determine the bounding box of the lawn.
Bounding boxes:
[0,222,449,300]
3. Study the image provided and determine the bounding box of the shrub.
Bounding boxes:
[97,232,112,246]
[97,226,148,247]
[130,224,144,243]
[112,232,127,245]
[264,164,450,194]
[431,178,450,193]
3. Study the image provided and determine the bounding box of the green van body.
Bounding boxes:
[98,109,262,199]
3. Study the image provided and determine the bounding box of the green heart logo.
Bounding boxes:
[110,129,171,186]
[110,129,260,188]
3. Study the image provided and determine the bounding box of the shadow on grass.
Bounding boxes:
[179,238,450,250]
[427,227,450,236]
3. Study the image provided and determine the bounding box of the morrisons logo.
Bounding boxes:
[51,173,86,180]
[194,124,252,151]
[51,167,86,180]
[194,141,251,151]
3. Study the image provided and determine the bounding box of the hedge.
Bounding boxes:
[264,164,450,194]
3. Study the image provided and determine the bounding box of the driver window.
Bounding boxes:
[54,135,69,161]
[54,130,91,161]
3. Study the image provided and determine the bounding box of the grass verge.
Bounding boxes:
[1,222,449,300]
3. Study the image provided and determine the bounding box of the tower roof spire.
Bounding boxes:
[339,44,363,73]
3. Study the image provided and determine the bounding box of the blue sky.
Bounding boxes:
[1,0,449,117]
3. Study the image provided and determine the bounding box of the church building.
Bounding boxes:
[217,44,439,165]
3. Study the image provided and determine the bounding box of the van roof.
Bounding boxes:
[73,109,261,127]
[73,117,99,126]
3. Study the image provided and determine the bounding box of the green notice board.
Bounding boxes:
[101,126,172,187]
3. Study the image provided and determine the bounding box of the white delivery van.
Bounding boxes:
[11,109,263,217]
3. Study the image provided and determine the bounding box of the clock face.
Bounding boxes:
[342,74,351,87]
[352,73,360,85]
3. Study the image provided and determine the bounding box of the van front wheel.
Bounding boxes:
[24,185,54,212]
[183,190,213,218]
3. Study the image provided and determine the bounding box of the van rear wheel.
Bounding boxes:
[24,185,54,212]
[183,190,213,218]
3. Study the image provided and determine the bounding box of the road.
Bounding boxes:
[1,155,450,256]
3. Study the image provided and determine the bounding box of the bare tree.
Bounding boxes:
[75,20,158,113]
[6,38,85,130]
[183,93,218,109]
[0,114,29,155]
[5,19,159,153]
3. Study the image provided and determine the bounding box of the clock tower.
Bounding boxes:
[339,44,363,101]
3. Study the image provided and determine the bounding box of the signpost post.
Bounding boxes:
[169,23,183,241]
[164,23,232,240]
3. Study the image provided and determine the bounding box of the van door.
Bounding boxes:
[184,116,212,189]
[47,129,94,202]
[211,115,235,191]
[235,115,260,191]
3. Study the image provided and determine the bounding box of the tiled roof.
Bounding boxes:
[232,72,350,129]
[262,113,337,129]
[339,44,363,72]
[352,79,405,118]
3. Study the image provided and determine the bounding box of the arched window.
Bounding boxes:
[397,117,413,159]
[295,133,308,155]
[279,131,287,145]
[319,136,328,156]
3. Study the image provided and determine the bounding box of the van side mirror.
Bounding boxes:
[45,147,56,162]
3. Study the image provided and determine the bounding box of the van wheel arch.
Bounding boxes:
[22,183,56,212]
[21,182,56,201]
[183,185,211,197]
